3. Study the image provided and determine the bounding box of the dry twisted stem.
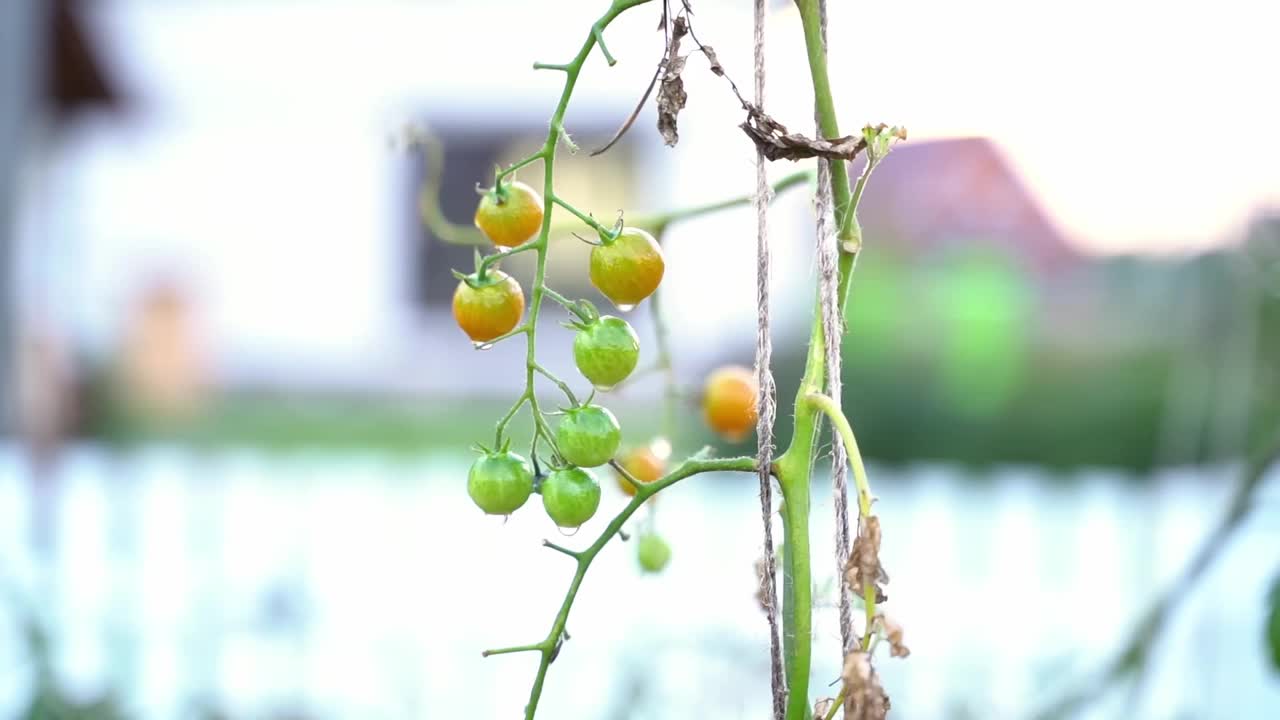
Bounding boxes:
[752,0,786,716]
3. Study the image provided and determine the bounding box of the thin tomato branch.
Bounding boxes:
[631,169,813,235]
[550,194,619,239]
[494,151,547,185]
[533,362,581,408]
[485,453,757,718]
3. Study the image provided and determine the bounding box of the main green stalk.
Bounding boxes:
[772,1,864,717]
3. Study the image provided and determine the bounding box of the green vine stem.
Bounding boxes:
[484,453,757,718]
[478,0,655,462]
[630,169,813,237]
[804,392,876,647]
[770,1,882,716]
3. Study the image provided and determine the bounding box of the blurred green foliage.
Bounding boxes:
[79,223,1280,473]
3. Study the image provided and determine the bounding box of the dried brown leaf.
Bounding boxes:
[741,111,880,163]
[656,17,690,147]
[841,651,890,720]
[845,515,888,604]
[877,613,911,659]
[813,698,836,718]
[701,44,724,76]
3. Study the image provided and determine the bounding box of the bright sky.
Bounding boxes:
[805,0,1280,252]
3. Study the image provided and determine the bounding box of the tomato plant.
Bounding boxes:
[541,467,602,528]
[415,1,907,717]
[572,315,640,389]
[452,270,525,343]
[636,532,672,573]
[589,227,665,310]
[474,180,545,248]
[703,365,760,442]
[554,404,622,468]
[613,444,665,496]
[467,449,534,516]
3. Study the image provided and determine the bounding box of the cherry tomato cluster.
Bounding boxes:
[454,177,760,567]
[459,179,665,531]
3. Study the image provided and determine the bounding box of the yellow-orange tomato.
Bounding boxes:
[703,365,758,441]
[589,227,665,309]
[474,181,544,248]
[452,271,525,343]
[614,445,666,496]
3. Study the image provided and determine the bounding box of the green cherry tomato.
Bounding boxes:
[589,227,665,310]
[637,533,672,573]
[555,404,622,468]
[467,450,534,516]
[541,467,602,528]
[573,316,640,390]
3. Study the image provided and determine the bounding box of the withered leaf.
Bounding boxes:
[877,613,911,659]
[701,44,724,76]
[741,109,873,162]
[842,652,890,720]
[656,17,691,147]
[845,515,889,604]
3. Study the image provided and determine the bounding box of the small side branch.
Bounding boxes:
[533,363,580,408]
[542,540,581,560]
[550,194,619,238]
[592,24,617,66]
[803,393,872,516]
[482,643,547,658]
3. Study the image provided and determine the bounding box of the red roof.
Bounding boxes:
[855,137,1080,274]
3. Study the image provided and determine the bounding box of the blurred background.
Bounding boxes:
[2,0,1279,718]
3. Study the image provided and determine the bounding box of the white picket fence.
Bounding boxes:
[0,444,1277,719]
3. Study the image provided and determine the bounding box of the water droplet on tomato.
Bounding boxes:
[556,525,582,538]
[593,382,616,392]
[615,303,636,313]
[474,341,495,351]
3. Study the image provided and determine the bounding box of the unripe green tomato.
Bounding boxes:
[541,467,601,528]
[555,404,622,468]
[467,451,534,516]
[637,533,672,573]
[573,316,640,390]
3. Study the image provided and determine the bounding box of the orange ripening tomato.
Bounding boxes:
[452,270,525,343]
[614,445,666,497]
[474,181,544,248]
[589,227,665,309]
[703,365,758,442]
